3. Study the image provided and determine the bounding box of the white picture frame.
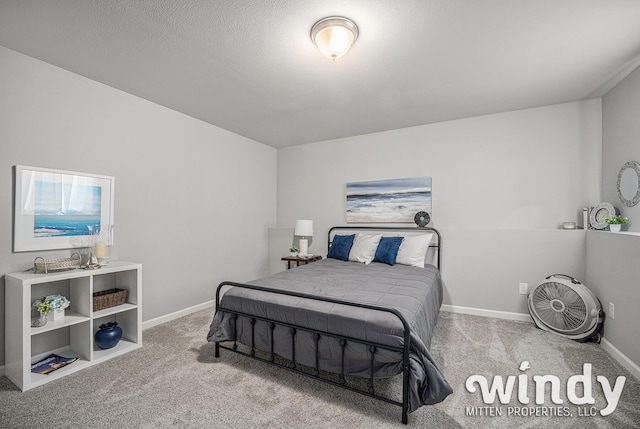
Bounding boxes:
[13,165,114,252]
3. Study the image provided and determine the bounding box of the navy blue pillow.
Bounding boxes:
[373,236,404,265]
[327,234,355,261]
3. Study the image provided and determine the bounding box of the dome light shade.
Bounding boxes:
[311,16,359,60]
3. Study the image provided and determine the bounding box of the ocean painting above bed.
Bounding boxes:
[346,177,432,223]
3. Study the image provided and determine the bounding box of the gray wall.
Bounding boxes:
[275,100,601,315]
[587,63,640,369]
[586,231,640,370]
[602,64,640,230]
[0,47,277,366]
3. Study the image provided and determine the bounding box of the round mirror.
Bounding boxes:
[617,161,640,207]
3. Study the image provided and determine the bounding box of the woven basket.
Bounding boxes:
[93,288,127,311]
[34,253,81,273]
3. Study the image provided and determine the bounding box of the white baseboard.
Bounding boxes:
[601,337,640,381]
[441,304,533,323]
[142,300,215,330]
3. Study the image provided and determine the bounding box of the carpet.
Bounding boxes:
[1,309,638,428]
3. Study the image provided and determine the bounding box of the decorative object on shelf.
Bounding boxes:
[346,177,432,223]
[46,294,70,322]
[93,288,127,311]
[289,246,299,257]
[31,314,48,328]
[83,253,102,270]
[94,239,107,262]
[414,211,431,227]
[33,253,81,274]
[93,224,113,264]
[31,297,51,327]
[32,294,70,325]
[294,220,314,257]
[94,322,123,349]
[13,165,114,252]
[52,308,65,322]
[310,16,359,60]
[605,215,628,232]
[582,207,590,229]
[562,222,576,230]
[589,202,616,230]
[617,160,640,207]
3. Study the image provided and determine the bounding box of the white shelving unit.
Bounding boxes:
[5,261,142,391]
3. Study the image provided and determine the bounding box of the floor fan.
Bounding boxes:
[528,274,604,343]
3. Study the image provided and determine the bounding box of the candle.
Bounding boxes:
[94,241,106,259]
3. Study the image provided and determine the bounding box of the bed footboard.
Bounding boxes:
[214,281,413,425]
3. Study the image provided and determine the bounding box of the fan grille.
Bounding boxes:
[531,281,587,332]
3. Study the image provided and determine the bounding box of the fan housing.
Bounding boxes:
[528,274,604,343]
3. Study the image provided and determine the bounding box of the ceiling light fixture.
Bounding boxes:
[310,16,359,60]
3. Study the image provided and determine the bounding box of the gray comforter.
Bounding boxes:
[207,258,452,412]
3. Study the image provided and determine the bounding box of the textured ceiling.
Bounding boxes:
[1,0,640,148]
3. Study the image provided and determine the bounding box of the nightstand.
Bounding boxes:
[281,255,322,269]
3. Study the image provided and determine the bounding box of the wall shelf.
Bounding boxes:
[5,261,142,391]
[589,229,640,237]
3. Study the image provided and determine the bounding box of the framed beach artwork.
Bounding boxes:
[13,165,114,252]
[346,177,432,223]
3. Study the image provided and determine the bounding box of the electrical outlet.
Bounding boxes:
[519,282,528,295]
[609,302,615,320]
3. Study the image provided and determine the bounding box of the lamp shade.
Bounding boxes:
[294,220,314,237]
[311,16,358,60]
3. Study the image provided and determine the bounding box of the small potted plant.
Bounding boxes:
[32,297,52,327]
[289,246,299,257]
[605,215,629,232]
[46,294,71,322]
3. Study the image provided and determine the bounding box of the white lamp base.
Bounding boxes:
[299,238,309,257]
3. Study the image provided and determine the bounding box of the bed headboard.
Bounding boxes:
[327,226,442,270]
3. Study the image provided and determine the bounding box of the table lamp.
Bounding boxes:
[294,220,313,257]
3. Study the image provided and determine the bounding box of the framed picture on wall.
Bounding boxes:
[13,165,114,252]
[346,176,432,223]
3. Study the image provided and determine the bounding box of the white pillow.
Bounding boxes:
[395,233,433,268]
[348,234,382,265]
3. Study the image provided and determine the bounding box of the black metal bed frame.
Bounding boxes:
[214,226,441,425]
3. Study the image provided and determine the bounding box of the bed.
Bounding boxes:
[207,226,452,424]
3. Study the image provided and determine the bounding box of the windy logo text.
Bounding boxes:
[465,361,626,416]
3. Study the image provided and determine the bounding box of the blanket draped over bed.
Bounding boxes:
[207,258,453,413]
